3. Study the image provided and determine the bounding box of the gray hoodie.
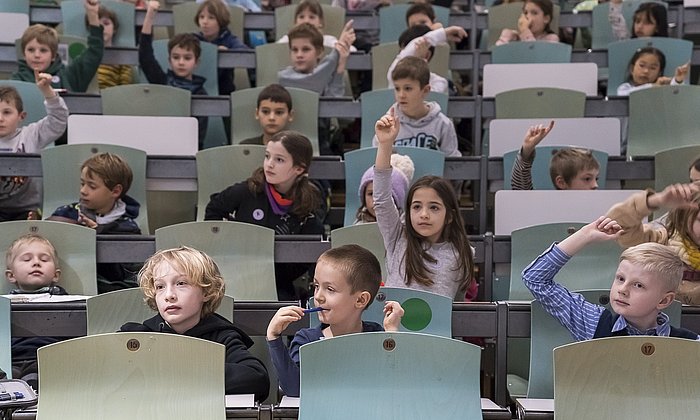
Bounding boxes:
[0,95,69,215]
[372,101,461,157]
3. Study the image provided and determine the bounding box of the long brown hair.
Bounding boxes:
[247,130,321,217]
[402,176,474,289]
[666,192,700,246]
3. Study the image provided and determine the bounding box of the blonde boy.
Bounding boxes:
[522,216,699,340]
[241,84,294,145]
[267,244,404,397]
[119,246,270,400]
[372,56,460,157]
[12,0,103,92]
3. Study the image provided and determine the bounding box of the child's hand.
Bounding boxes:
[382,300,404,332]
[444,26,467,43]
[521,120,554,160]
[374,107,399,146]
[35,70,56,99]
[338,19,355,47]
[266,305,305,340]
[146,0,160,15]
[582,216,624,243]
[518,13,531,33]
[413,38,430,60]
[655,76,672,86]
[429,21,443,30]
[675,62,690,84]
[648,182,700,210]
[84,0,100,26]
[77,211,98,229]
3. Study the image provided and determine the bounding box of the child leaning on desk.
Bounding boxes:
[119,246,271,401]
[266,244,404,397]
[522,216,699,340]
[6,234,67,390]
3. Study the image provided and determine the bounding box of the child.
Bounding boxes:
[690,155,700,183]
[610,0,668,41]
[240,84,294,145]
[47,153,141,292]
[606,182,700,305]
[374,109,475,300]
[355,153,414,224]
[522,216,698,340]
[405,3,442,30]
[616,47,689,96]
[12,0,103,93]
[197,0,262,13]
[372,56,461,157]
[387,25,467,95]
[91,5,134,89]
[205,131,327,300]
[6,234,66,389]
[276,0,357,51]
[194,0,250,96]
[119,246,270,400]
[496,0,559,46]
[510,121,601,190]
[140,0,208,147]
[266,244,404,397]
[0,74,68,221]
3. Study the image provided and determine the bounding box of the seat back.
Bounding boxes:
[607,37,693,97]
[101,84,191,116]
[655,145,700,190]
[195,144,266,220]
[0,80,47,125]
[155,221,277,300]
[502,146,608,189]
[343,147,445,226]
[0,297,10,378]
[554,336,700,419]
[494,87,586,119]
[255,42,291,87]
[330,223,386,280]
[487,2,560,49]
[0,221,97,295]
[173,1,245,39]
[366,287,452,337]
[60,0,135,47]
[370,42,450,91]
[36,332,226,420]
[230,86,320,155]
[484,64,598,97]
[0,12,29,43]
[359,88,448,149]
[86,287,234,335]
[274,4,345,40]
[628,85,700,157]
[0,0,29,13]
[378,4,450,43]
[491,41,571,64]
[298,332,482,420]
[41,143,149,234]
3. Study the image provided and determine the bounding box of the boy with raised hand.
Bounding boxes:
[139,0,208,147]
[522,216,699,340]
[0,72,69,221]
[510,121,601,190]
[372,56,460,157]
[266,245,404,397]
[240,84,294,145]
[120,246,270,401]
[12,0,103,93]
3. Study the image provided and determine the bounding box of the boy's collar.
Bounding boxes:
[613,311,670,336]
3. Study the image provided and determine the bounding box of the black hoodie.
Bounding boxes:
[120,313,269,401]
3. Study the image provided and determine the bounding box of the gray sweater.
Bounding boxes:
[373,167,465,300]
[0,95,69,214]
[277,49,345,97]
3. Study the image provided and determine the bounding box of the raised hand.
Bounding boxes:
[84,0,100,26]
[444,26,468,43]
[35,70,56,99]
[675,62,690,84]
[648,182,700,210]
[374,107,399,147]
[521,120,554,160]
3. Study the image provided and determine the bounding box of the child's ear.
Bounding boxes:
[288,109,294,123]
[554,175,569,190]
[5,270,17,284]
[254,108,260,120]
[421,83,431,97]
[657,291,675,310]
[355,291,371,309]
[18,111,27,123]
[110,183,123,199]
[51,268,61,284]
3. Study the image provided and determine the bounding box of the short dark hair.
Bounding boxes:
[257,84,293,111]
[626,47,666,83]
[168,33,202,59]
[391,56,430,87]
[398,24,435,60]
[287,22,324,51]
[318,244,382,310]
[0,86,23,113]
[405,3,435,25]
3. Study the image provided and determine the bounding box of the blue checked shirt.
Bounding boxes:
[522,243,682,341]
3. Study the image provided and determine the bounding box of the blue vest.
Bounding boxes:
[593,309,698,340]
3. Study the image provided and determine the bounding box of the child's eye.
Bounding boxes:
[154,283,164,290]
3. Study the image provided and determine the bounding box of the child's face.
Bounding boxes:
[79,167,121,215]
[363,181,376,218]
[295,9,323,29]
[634,13,657,37]
[630,53,661,86]
[23,38,53,72]
[560,168,599,190]
[6,241,59,292]
[169,46,198,79]
[409,187,447,244]
[198,8,222,41]
[255,99,293,139]
[609,259,673,331]
[101,17,115,46]
[522,2,550,35]
[0,100,26,137]
[153,260,206,334]
[263,140,304,194]
[690,166,700,183]
[393,78,430,118]
[407,12,433,28]
[313,260,366,326]
[289,37,321,74]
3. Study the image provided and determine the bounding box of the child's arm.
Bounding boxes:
[608,0,629,41]
[266,306,305,341]
[204,183,246,221]
[85,0,100,27]
[673,62,690,85]
[266,305,307,397]
[557,216,623,257]
[63,0,104,92]
[220,332,270,401]
[334,20,355,75]
[511,121,554,190]
[138,1,167,84]
[383,301,404,332]
[375,109,399,170]
[141,0,159,36]
[27,71,69,149]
